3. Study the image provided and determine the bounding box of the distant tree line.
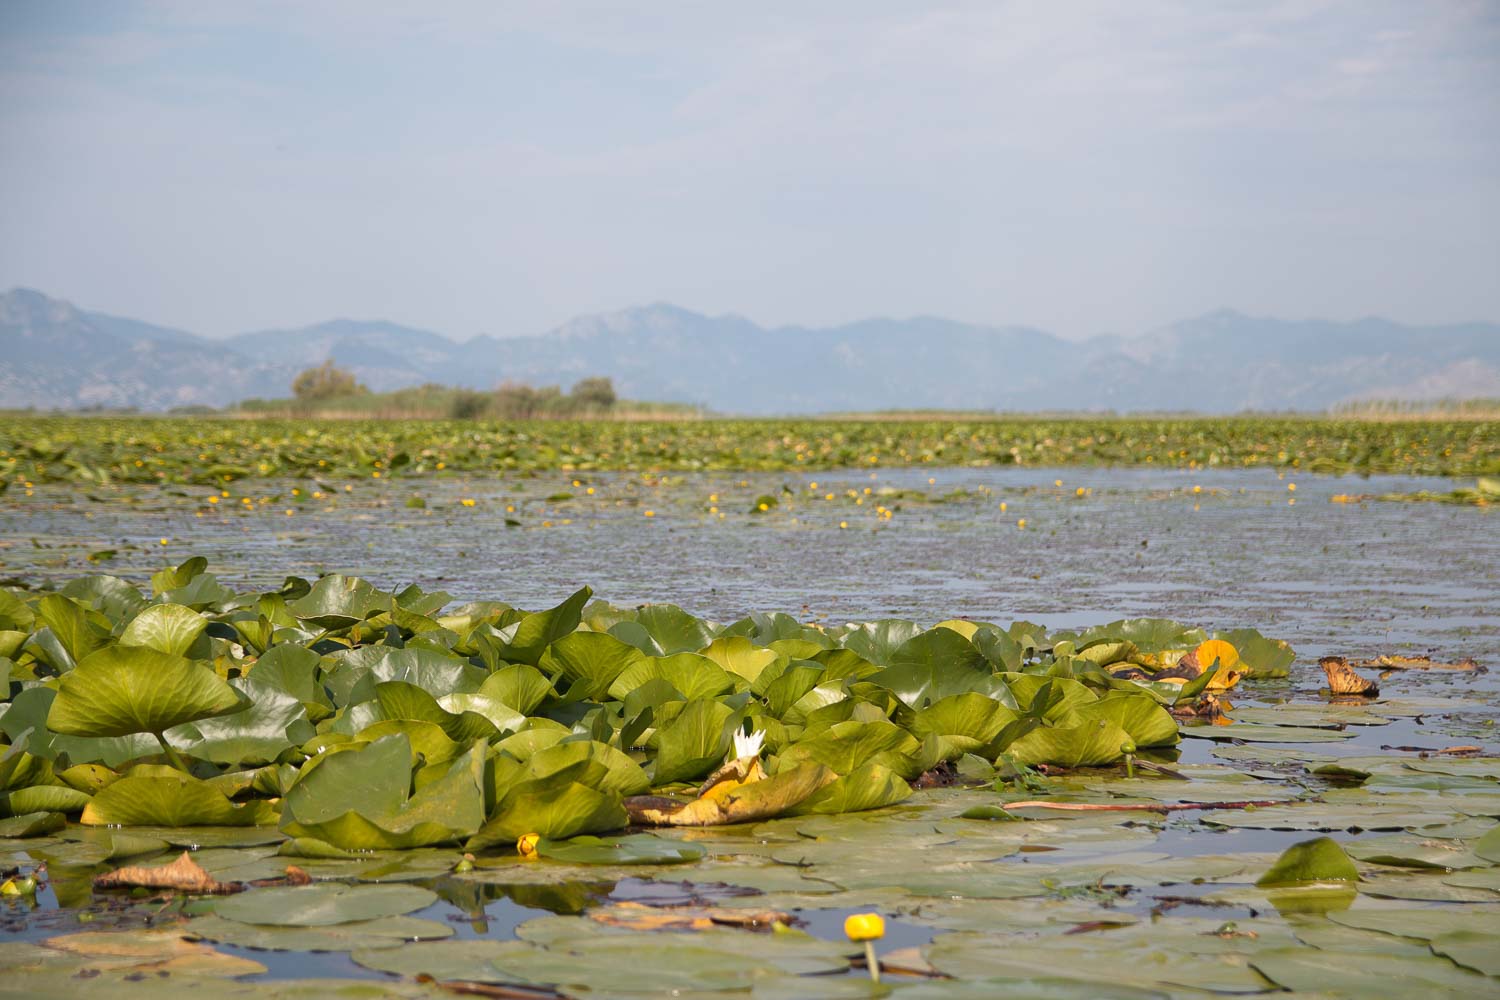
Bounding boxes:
[283,361,619,418]
[450,376,618,419]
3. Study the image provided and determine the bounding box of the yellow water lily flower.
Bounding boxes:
[517,833,541,859]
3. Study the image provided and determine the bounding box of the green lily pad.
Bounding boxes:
[1329,904,1500,941]
[81,772,278,827]
[0,811,65,838]
[185,912,454,951]
[1429,930,1500,977]
[119,603,208,657]
[1249,947,1493,996]
[1255,836,1359,887]
[281,735,485,850]
[1345,833,1487,870]
[47,645,244,739]
[212,883,437,926]
[534,833,707,865]
[1181,723,1355,743]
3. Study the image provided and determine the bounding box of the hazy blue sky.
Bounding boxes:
[1,1,1497,341]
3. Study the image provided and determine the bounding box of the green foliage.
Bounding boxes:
[291,360,368,401]
[0,561,1297,851]
[4,415,1495,488]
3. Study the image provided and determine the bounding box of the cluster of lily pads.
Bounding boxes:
[1331,475,1500,507]
[5,414,1496,489]
[0,559,1293,851]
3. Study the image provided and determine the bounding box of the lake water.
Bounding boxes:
[2,465,1497,991]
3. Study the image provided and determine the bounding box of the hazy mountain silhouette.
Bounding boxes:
[3,289,1496,413]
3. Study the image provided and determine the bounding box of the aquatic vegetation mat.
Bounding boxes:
[4,415,1497,491]
[0,561,1498,996]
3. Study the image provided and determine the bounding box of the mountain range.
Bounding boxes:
[3,287,1496,414]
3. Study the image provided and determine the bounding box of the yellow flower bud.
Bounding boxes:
[517,833,541,859]
[844,912,885,942]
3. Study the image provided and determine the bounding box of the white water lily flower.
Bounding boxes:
[732,728,765,760]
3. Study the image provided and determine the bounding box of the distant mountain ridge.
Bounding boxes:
[3,288,1496,414]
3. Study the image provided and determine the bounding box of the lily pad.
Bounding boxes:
[534,833,708,865]
[212,882,437,926]
[1255,836,1359,887]
[47,645,244,739]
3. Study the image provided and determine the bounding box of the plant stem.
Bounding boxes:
[155,731,191,773]
[864,940,880,984]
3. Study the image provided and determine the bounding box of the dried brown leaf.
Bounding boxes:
[1320,656,1379,696]
[92,851,244,895]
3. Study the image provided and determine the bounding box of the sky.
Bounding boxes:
[1,1,1497,342]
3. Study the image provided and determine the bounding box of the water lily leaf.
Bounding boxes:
[39,927,267,978]
[63,828,170,861]
[160,570,237,611]
[36,594,106,666]
[788,762,911,815]
[1214,628,1294,679]
[354,719,461,766]
[534,833,707,865]
[436,692,526,734]
[650,698,739,785]
[1088,618,1209,655]
[0,736,53,791]
[469,760,627,849]
[413,932,838,992]
[1475,823,1500,863]
[1250,947,1492,996]
[165,675,312,766]
[540,630,645,701]
[909,693,1018,757]
[1073,694,1179,748]
[1429,931,1500,977]
[81,773,277,827]
[1,784,90,815]
[494,587,592,664]
[351,939,543,983]
[1182,723,1355,743]
[609,652,736,701]
[276,836,360,859]
[633,604,718,655]
[47,646,244,739]
[762,664,826,719]
[925,927,1272,992]
[244,643,331,714]
[326,646,483,706]
[0,811,65,837]
[1329,905,1500,941]
[700,636,781,685]
[119,604,208,656]
[1256,836,1359,887]
[1007,719,1134,767]
[477,664,553,716]
[185,912,453,951]
[871,627,994,709]
[376,680,499,742]
[1345,833,1487,870]
[281,734,485,849]
[211,883,435,926]
[525,739,651,797]
[287,574,392,628]
[840,620,923,666]
[778,719,924,779]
